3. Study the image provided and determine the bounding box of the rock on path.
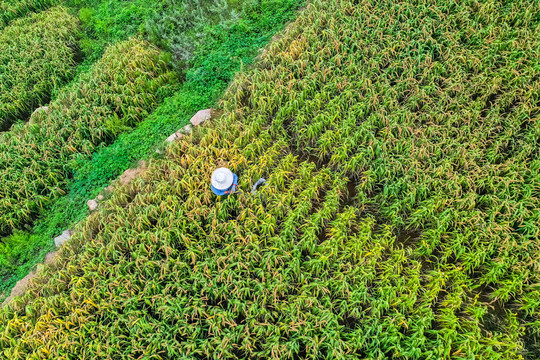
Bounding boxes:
[87,199,99,212]
[190,109,212,126]
[54,229,72,248]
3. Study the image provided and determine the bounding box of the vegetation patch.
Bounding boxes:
[0,0,301,301]
[0,0,538,358]
[0,0,55,29]
[0,6,79,131]
[0,38,175,238]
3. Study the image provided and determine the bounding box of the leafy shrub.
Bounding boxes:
[0,38,176,237]
[70,0,245,70]
[64,0,168,62]
[0,0,55,29]
[0,6,79,130]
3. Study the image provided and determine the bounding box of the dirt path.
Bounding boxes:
[1,250,58,306]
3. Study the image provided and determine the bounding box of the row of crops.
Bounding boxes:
[0,38,174,236]
[0,0,538,358]
[0,0,302,301]
[0,0,54,29]
[0,6,79,130]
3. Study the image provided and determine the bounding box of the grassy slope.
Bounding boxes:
[0,0,302,301]
[1,0,538,359]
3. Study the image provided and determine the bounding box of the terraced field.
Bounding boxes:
[0,0,538,359]
[0,0,54,29]
[0,39,174,236]
[0,6,79,130]
[0,0,301,301]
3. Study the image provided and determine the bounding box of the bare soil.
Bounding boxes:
[1,250,58,306]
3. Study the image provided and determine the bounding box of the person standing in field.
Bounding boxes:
[211,167,266,196]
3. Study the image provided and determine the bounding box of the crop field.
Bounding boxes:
[0,0,301,302]
[0,0,54,29]
[0,0,538,359]
[0,6,79,131]
[0,38,174,237]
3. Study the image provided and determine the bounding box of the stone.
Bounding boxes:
[183,124,192,133]
[190,108,212,126]
[87,199,99,212]
[54,229,72,248]
[166,133,178,142]
[174,130,184,138]
[97,194,104,201]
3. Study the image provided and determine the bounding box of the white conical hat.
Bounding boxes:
[211,167,234,190]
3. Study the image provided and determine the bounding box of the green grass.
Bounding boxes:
[0,6,79,130]
[0,232,51,295]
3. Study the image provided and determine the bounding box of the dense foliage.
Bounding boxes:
[70,0,167,62]
[70,0,247,67]
[1,0,538,358]
[145,0,242,69]
[0,38,175,237]
[0,6,79,131]
[0,0,54,29]
[0,0,301,301]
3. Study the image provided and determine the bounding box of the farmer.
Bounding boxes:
[211,167,266,196]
